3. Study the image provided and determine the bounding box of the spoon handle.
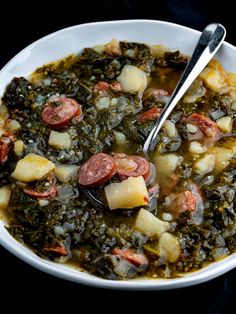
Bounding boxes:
[143,23,226,156]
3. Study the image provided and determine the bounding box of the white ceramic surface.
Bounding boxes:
[0,19,236,290]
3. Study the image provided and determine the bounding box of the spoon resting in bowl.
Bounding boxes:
[143,23,226,158]
[79,23,226,207]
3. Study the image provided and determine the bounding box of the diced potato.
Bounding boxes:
[5,119,21,131]
[135,208,170,238]
[199,60,226,92]
[226,72,236,87]
[12,153,55,182]
[231,100,236,111]
[150,44,171,57]
[194,153,215,175]
[0,104,9,120]
[209,146,234,174]
[0,186,11,210]
[117,65,147,93]
[48,131,71,149]
[14,140,25,156]
[93,44,105,54]
[105,176,149,210]
[0,105,9,136]
[229,89,236,100]
[216,116,233,133]
[163,120,176,138]
[159,232,181,262]
[155,153,183,178]
[104,39,121,56]
[200,67,224,92]
[0,117,5,129]
[189,141,207,154]
[54,164,79,183]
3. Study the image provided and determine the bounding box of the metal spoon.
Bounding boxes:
[80,23,226,207]
[143,23,226,157]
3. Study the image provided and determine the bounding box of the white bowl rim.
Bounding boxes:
[0,19,236,290]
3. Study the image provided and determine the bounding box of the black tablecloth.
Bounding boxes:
[1,1,236,313]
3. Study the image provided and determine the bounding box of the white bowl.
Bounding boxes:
[0,19,236,290]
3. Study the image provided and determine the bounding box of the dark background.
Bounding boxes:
[1,1,236,313]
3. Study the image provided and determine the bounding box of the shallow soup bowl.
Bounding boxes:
[0,19,236,290]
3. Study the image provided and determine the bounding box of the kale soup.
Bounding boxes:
[1,39,236,280]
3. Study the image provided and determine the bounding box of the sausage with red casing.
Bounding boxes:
[136,108,162,123]
[112,248,148,267]
[78,153,117,187]
[188,113,221,144]
[113,154,150,181]
[42,98,81,128]
[23,187,57,199]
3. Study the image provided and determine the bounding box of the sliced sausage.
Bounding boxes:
[136,108,162,123]
[113,154,150,181]
[167,184,202,218]
[78,153,116,187]
[0,135,14,165]
[170,190,196,216]
[143,88,169,103]
[93,81,122,96]
[23,187,57,199]
[43,243,67,256]
[93,82,110,96]
[161,173,179,196]
[42,98,81,128]
[0,142,10,165]
[188,113,221,144]
[112,248,148,267]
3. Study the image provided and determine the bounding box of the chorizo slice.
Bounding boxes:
[136,107,162,123]
[0,135,14,165]
[112,248,148,267]
[114,154,150,181]
[188,113,221,144]
[78,153,116,187]
[43,243,67,256]
[42,98,81,128]
[23,186,57,199]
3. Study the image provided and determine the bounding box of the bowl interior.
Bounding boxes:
[0,19,236,289]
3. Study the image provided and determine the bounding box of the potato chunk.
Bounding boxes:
[210,146,234,174]
[159,232,181,262]
[199,60,226,92]
[216,116,233,133]
[117,65,147,93]
[135,208,170,238]
[12,153,55,182]
[0,186,11,210]
[155,153,183,177]
[48,131,71,149]
[14,140,25,157]
[54,164,79,183]
[105,176,149,210]
[194,154,215,175]
[189,141,207,154]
